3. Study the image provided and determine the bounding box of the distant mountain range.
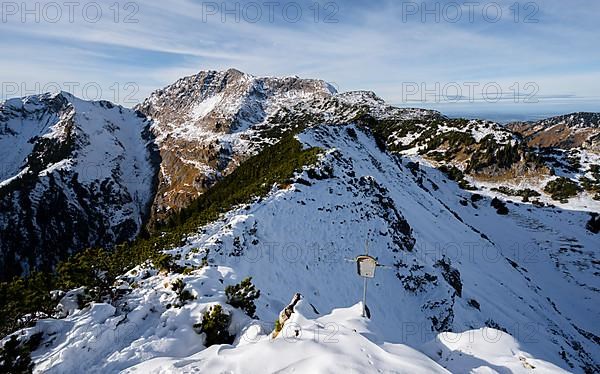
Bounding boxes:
[508,112,600,150]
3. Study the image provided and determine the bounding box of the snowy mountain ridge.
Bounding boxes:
[0,92,159,280]
[136,68,340,222]
[7,123,599,373]
[1,69,599,373]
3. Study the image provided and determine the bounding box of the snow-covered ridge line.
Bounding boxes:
[1,68,599,372]
[0,91,159,280]
[2,68,598,277]
[9,123,597,373]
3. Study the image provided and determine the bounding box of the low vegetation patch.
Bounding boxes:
[195,304,233,347]
[579,165,600,198]
[491,186,540,202]
[434,257,462,297]
[422,131,476,159]
[466,135,536,174]
[171,279,196,307]
[587,213,600,234]
[438,165,475,190]
[225,277,260,318]
[470,193,483,203]
[491,198,509,215]
[0,332,42,374]
[544,177,582,202]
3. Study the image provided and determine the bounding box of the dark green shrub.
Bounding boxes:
[0,273,55,337]
[152,253,179,273]
[587,214,600,234]
[544,177,581,202]
[225,277,260,318]
[465,136,531,174]
[406,162,420,177]
[491,198,509,215]
[434,257,462,297]
[438,165,464,182]
[579,177,598,192]
[470,194,483,202]
[346,127,358,140]
[425,130,475,153]
[491,186,540,202]
[201,249,210,268]
[458,180,476,190]
[171,279,195,306]
[579,167,600,194]
[56,248,112,295]
[468,299,480,310]
[0,335,36,374]
[195,305,233,347]
[438,165,475,190]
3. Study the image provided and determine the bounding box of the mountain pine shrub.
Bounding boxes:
[434,257,462,297]
[171,279,195,306]
[586,213,600,234]
[195,305,233,347]
[544,177,582,202]
[491,198,509,215]
[0,333,42,374]
[225,277,260,318]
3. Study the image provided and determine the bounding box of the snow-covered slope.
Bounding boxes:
[0,92,158,280]
[18,124,599,373]
[360,104,600,212]
[127,304,566,374]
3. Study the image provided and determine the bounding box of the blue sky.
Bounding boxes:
[1,0,598,120]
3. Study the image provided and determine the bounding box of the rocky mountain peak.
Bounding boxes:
[542,112,600,129]
[136,69,339,222]
[1,92,69,121]
[138,69,335,134]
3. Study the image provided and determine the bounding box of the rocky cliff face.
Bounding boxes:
[0,92,159,280]
[136,69,339,223]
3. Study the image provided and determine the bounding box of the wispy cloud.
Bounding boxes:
[0,0,598,117]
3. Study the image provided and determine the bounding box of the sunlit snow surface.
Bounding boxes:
[9,124,599,373]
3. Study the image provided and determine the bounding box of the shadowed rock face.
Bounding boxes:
[508,112,600,150]
[0,93,159,280]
